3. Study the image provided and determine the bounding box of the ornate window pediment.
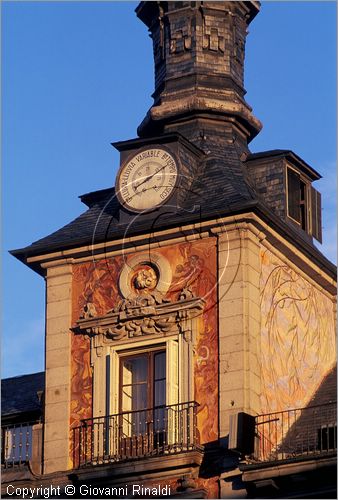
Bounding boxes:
[72,288,205,342]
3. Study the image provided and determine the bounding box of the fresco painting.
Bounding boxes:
[260,248,336,414]
[70,238,218,469]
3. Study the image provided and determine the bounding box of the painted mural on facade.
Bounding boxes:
[260,248,336,414]
[70,237,218,465]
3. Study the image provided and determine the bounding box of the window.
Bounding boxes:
[287,168,308,231]
[81,325,198,465]
[287,167,322,242]
[2,424,33,465]
[121,350,166,414]
[79,287,202,466]
[318,424,337,452]
[89,340,182,459]
[120,349,166,440]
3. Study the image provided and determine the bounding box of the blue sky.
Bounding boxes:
[2,1,336,378]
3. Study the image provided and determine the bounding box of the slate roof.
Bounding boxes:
[10,143,257,259]
[1,372,44,420]
[10,145,336,280]
[246,149,322,181]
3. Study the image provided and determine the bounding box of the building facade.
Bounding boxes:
[3,2,336,498]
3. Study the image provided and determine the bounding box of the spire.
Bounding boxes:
[136,1,262,153]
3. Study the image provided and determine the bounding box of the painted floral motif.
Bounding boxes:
[260,249,336,413]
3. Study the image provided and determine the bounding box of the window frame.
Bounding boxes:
[92,334,191,420]
[119,348,166,414]
[286,165,310,232]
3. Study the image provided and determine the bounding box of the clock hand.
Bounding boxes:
[133,164,168,191]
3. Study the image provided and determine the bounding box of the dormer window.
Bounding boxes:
[287,166,322,242]
[287,167,308,231]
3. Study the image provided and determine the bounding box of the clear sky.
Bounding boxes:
[2,1,336,379]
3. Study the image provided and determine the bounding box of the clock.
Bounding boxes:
[116,146,178,212]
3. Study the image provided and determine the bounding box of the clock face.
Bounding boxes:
[116,147,178,212]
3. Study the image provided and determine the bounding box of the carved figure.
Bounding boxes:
[179,287,194,301]
[133,267,158,290]
[80,302,97,319]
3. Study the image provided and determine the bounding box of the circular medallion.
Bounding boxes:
[119,253,172,298]
[116,146,178,212]
[131,265,158,292]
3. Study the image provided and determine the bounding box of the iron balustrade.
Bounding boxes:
[1,421,36,468]
[253,401,337,462]
[73,401,200,467]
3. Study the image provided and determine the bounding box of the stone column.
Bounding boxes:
[218,225,261,442]
[42,262,72,473]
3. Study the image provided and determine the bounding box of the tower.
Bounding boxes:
[136,1,261,154]
[5,2,336,498]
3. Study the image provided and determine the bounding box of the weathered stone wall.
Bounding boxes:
[218,226,262,439]
[44,263,72,474]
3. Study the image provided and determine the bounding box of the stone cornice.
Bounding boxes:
[28,212,336,295]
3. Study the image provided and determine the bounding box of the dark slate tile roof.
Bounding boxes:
[1,372,44,419]
[10,145,257,259]
[9,145,335,279]
[246,149,321,180]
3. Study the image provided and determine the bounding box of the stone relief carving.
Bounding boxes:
[119,253,172,298]
[169,21,192,54]
[80,302,97,319]
[72,287,204,346]
[133,267,158,290]
[201,12,225,53]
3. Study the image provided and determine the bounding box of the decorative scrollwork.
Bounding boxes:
[73,289,205,342]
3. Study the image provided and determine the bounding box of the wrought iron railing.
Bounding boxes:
[73,401,200,467]
[1,421,37,468]
[253,402,337,462]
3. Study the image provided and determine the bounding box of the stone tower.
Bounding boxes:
[137,1,262,156]
[8,2,336,498]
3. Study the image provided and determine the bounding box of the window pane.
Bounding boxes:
[154,406,166,432]
[122,356,147,385]
[154,379,166,407]
[154,351,166,381]
[132,383,148,411]
[299,179,307,230]
[122,385,132,413]
[122,355,149,416]
[287,169,301,222]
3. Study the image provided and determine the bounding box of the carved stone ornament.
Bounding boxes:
[169,21,192,54]
[72,288,204,342]
[133,267,158,291]
[201,10,225,53]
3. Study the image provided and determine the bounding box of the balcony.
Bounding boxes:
[252,401,337,463]
[1,421,43,473]
[73,401,202,469]
[239,403,337,498]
